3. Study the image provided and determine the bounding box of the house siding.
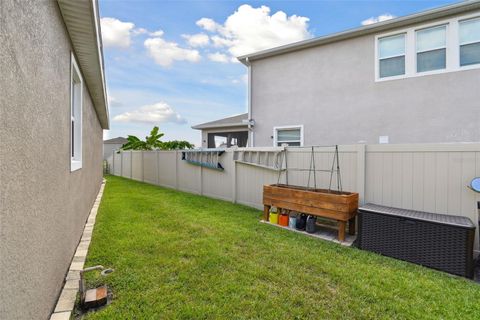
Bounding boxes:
[0,1,103,319]
[250,12,480,147]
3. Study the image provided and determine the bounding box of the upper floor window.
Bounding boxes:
[459,18,480,66]
[375,12,480,81]
[416,25,446,72]
[71,53,83,171]
[274,125,303,147]
[378,34,405,78]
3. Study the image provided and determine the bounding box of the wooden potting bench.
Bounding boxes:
[263,184,359,241]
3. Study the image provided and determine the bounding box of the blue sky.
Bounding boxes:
[99,0,458,146]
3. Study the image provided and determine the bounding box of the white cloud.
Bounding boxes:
[150,29,165,37]
[100,17,149,48]
[133,27,148,35]
[100,17,135,48]
[361,14,395,26]
[196,5,311,60]
[231,74,248,85]
[207,52,229,63]
[144,37,201,67]
[108,95,122,107]
[113,102,186,124]
[211,35,234,48]
[182,33,210,47]
[196,18,220,32]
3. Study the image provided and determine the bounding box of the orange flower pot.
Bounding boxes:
[279,214,289,227]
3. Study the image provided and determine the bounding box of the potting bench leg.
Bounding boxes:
[338,221,346,242]
[348,217,356,235]
[263,205,270,222]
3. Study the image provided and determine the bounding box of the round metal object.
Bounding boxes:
[101,268,114,276]
[470,177,480,193]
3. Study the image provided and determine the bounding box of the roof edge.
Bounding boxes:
[57,0,110,129]
[192,122,249,130]
[238,1,480,64]
[191,113,249,130]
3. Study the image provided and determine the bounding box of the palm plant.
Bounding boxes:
[121,126,194,151]
[161,140,194,150]
[121,126,164,151]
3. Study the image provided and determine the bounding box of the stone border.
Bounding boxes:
[50,179,106,320]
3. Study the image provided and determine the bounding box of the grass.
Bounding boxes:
[83,175,480,319]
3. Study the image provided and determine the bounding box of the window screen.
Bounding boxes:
[459,18,480,66]
[379,34,406,78]
[416,25,446,72]
[276,128,301,146]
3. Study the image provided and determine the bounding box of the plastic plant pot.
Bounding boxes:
[269,212,279,224]
[288,216,297,228]
[296,214,307,230]
[279,214,289,226]
[306,215,317,233]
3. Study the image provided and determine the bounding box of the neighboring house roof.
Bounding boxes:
[104,137,128,145]
[238,1,480,64]
[192,113,248,130]
[57,0,109,129]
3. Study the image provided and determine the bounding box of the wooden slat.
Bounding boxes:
[263,197,354,221]
[264,193,349,212]
[264,184,356,204]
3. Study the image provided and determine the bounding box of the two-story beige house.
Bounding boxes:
[225,1,480,147]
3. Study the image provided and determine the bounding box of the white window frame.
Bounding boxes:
[70,53,83,172]
[273,125,304,147]
[458,16,480,67]
[415,24,448,73]
[377,33,407,79]
[374,11,480,82]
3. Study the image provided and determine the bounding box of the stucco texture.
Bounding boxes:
[250,15,480,147]
[0,1,103,319]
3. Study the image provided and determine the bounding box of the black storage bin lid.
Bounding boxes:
[359,203,476,229]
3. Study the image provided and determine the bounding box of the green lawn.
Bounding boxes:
[83,175,480,319]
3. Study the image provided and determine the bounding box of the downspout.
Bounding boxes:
[245,57,254,147]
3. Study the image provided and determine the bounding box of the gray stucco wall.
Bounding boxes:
[250,15,480,147]
[0,1,103,319]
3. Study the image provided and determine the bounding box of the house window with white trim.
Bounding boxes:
[378,33,406,78]
[459,17,480,67]
[416,25,447,72]
[274,126,303,147]
[71,54,83,171]
[376,13,480,81]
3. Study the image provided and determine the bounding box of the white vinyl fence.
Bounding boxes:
[107,144,480,250]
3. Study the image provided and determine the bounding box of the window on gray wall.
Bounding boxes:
[378,34,406,78]
[275,127,302,146]
[459,18,480,67]
[416,25,447,72]
[71,54,83,171]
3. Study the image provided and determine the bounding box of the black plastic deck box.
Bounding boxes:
[357,203,475,278]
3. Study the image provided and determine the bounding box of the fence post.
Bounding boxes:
[200,164,203,195]
[112,149,115,175]
[356,144,366,205]
[156,150,160,185]
[120,151,124,177]
[175,150,179,190]
[232,153,237,203]
[130,151,133,179]
[141,150,144,182]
